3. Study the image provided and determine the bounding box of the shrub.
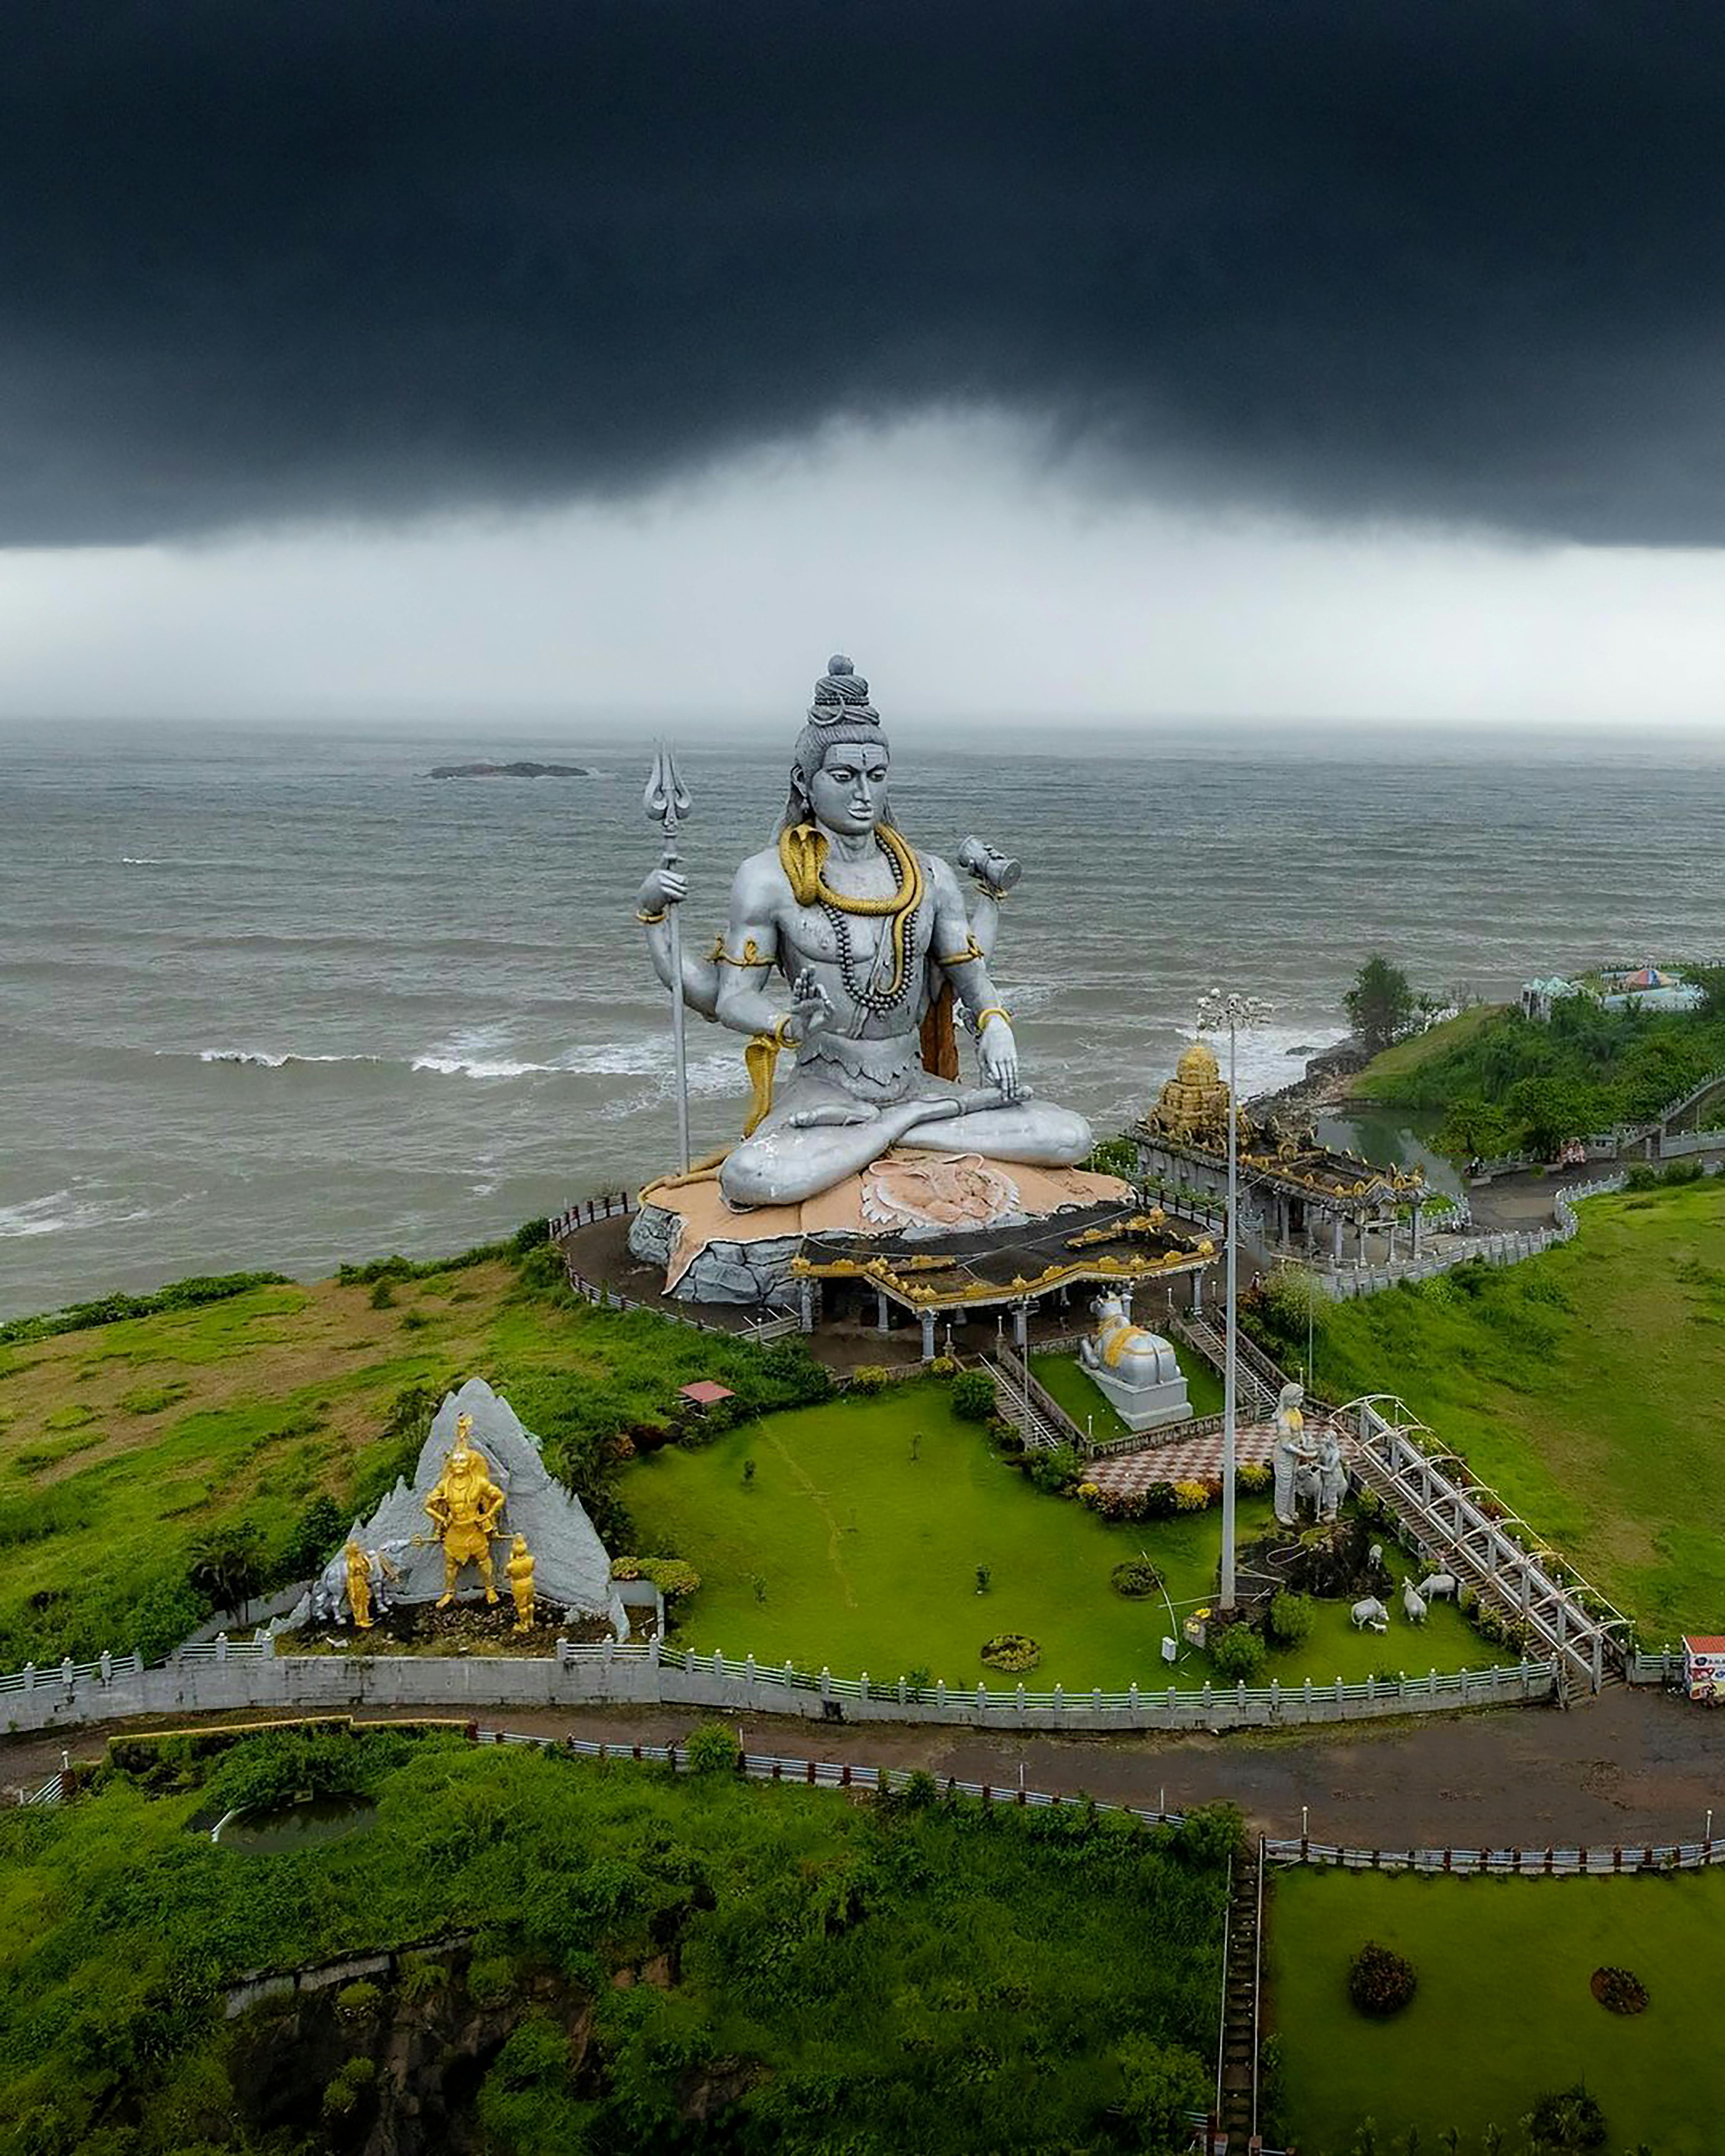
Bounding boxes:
[1173,1801,1245,1865]
[1140,1481,1179,1518]
[1093,1487,1149,1523]
[1173,1479,1214,1512]
[612,1554,703,1602]
[849,1365,890,1394]
[335,1980,381,2020]
[1590,1966,1648,2015]
[1237,1461,1272,1494]
[1524,2085,1607,2149]
[1110,1558,1164,1598]
[1029,1443,1083,1496]
[1266,1591,1316,1647]
[1348,1941,1417,2018]
[322,2055,377,2118]
[1211,1625,1267,1681]
[929,1354,961,1378]
[368,1277,396,1309]
[683,1722,741,1776]
[980,1632,1042,1674]
[950,1370,997,1422]
[276,1494,347,1582]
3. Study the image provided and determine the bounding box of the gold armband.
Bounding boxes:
[970,878,1008,902]
[973,1006,1010,1030]
[636,907,667,926]
[772,1013,799,1050]
[713,934,771,967]
[937,936,986,967]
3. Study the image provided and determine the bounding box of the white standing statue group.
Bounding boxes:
[1271,1382,1346,1528]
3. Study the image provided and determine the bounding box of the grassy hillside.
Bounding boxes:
[0,1242,830,1668]
[0,1725,1230,2154]
[1350,1003,1501,1096]
[1254,1179,1725,1639]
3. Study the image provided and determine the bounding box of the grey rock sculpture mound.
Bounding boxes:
[283,1377,624,1634]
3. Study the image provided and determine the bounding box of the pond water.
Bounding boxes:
[1316,1106,1464,1197]
[212,1793,378,1854]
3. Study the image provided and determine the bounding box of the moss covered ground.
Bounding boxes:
[0,1725,1230,2154]
[624,1382,1497,1689]
[1281,1179,1725,1639]
[1270,1863,1725,2153]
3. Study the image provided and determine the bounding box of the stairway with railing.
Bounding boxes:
[982,1351,1068,1452]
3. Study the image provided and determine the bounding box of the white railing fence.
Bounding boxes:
[0,1634,1557,1739]
[1268,1835,1725,1877]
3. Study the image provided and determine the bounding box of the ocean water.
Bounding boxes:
[1,720,1720,1319]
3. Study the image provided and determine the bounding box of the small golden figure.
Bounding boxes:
[344,1540,374,1629]
[424,1412,506,1607]
[506,1534,537,1633]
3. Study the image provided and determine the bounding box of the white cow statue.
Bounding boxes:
[1350,1596,1390,1632]
[1416,1572,1458,1602]
[310,1538,410,1624]
[1079,1293,1181,1389]
[1401,1578,1429,1626]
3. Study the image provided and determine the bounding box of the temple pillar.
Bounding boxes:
[876,1290,890,1335]
[1356,1217,1368,1263]
[1411,1203,1423,1258]
[1013,1303,1028,1351]
[799,1278,815,1334]
[1387,1221,1398,1263]
[1331,1213,1344,1263]
[1192,1266,1203,1314]
[920,1310,936,1362]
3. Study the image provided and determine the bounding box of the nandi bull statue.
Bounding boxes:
[1078,1291,1193,1433]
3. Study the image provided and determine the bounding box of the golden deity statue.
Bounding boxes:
[424,1412,506,1607]
[505,1533,537,1633]
[344,1540,374,1629]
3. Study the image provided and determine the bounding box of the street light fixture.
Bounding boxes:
[1196,988,1274,1610]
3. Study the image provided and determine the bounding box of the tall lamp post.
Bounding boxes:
[1196,989,1273,1610]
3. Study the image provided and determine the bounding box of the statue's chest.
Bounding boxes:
[782,896,933,975]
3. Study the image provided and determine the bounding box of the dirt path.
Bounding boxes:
[10,1686,1720,1849]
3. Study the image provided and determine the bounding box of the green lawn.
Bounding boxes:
[1293,1179,1725,1638]
[624,1383,1499,1689]
[1031,1344,1224,1440]
[1270,1865,1725,2153]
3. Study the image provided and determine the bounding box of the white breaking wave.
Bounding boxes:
[0,1189,155,1239]
[192,1048,386,1069]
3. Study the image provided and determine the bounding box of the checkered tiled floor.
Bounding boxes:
[1087,1419,1351,1494]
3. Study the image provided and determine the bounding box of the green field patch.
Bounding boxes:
[625,1384,1499,1689]
[117,1379,192,1416]
[1270,1864,1725,2153]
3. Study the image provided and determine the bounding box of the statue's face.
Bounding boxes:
[807,740,890,836]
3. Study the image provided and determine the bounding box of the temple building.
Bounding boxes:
[1133,1041,1430,1269]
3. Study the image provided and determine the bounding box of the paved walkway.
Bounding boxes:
[1086,1421,1278,1493]
[9,1684,1720,1849]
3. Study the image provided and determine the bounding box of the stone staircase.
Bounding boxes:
[1176,1314,1280,1420]
[1219,1841,1263,2146]
[981,1355,1066,1452]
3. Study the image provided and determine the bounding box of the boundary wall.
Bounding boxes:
[2,1638,1555,1745]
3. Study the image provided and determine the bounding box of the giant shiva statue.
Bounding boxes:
[636,658,1092,1210]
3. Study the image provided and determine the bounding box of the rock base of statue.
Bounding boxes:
[279,1378,627,1636]
[1083,1357,1193,1434]
[629,1150,1137,1307]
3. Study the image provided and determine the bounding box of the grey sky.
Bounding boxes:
[3,418,1725,730]
[6,7,1725,727]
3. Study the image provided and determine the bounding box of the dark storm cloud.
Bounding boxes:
[6,1,1725,547]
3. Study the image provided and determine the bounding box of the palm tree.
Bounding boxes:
[189,1522,267,1623]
